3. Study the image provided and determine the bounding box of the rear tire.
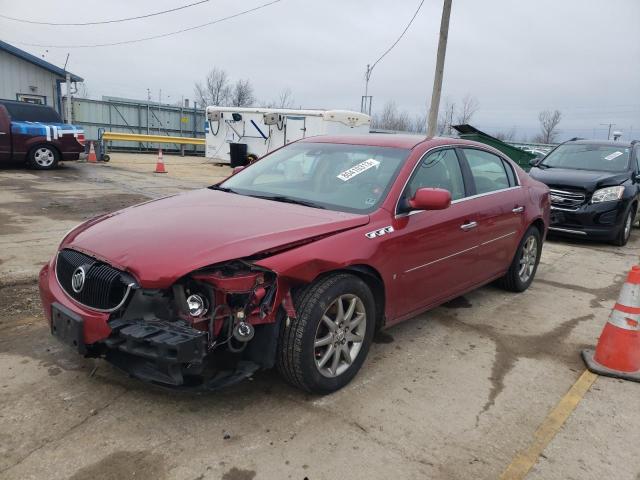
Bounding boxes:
[277,273,375,394]
[499,226,542,292]
[28,145,59,170]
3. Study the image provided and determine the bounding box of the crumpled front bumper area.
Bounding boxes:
[41,253,285,391]
[102,318,261,390]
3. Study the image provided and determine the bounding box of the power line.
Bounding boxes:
[0,0,210,26]
[369,0,426,73]
[11,1,281,48]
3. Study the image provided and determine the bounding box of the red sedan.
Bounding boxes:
[39,135,550,393]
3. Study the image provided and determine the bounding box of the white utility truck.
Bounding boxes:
[205,107,371,165]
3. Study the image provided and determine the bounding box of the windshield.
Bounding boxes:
[218,142,409,213]
[540,144,631,172]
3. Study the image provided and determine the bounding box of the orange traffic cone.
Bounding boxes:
[154,149,167,174]
[582,265,640,382]
[87,142,97,163]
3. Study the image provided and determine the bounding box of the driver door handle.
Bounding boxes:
[512,206,525,213]
[460,221,478,231]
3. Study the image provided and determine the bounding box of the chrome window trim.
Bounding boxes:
[397,186,523,218]
[394,144,521,218]
[54,251,136,313]
[404,231,516,273]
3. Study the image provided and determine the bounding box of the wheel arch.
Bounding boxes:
[317,264,386,332]
[530,217,546,239]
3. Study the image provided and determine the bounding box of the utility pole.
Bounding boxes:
[63,53,72,124]
[600,123,615,140]
[361,64,373,115]
[427,0,453,137]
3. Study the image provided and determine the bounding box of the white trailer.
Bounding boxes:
[205,107,370,164]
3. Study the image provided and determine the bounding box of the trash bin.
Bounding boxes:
[229,143,248,167]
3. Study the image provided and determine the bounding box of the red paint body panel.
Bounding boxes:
[39,262,112,344]
[40,136,550,346]
[62,188,370,288]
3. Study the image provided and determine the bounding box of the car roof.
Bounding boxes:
[567,139,634,148]
[299,134,488,150]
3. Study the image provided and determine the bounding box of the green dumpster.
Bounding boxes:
[452,124,536,171]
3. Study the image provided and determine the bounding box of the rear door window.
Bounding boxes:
[463,149,512,194]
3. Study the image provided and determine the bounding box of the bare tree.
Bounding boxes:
[277,88,295,108]
[536,109,562,143]
[437,99,455,135]
[371,101,411,132]
[455,94,479,124]
[229,79,255,107]
[194,67,230,107]
[493,127,517,142]
[412,112,427,134]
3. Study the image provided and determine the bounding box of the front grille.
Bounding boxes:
[56,249,135,311]
[549,188,586,211]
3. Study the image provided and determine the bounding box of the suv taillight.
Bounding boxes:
[76,133,85,146]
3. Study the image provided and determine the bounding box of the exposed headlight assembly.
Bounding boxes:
[591,186,624,203]
[187,294,209,317]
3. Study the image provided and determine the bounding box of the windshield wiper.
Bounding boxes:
[251,194,325,209]
[209,185,238,194]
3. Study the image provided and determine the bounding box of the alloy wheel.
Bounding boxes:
[314,294,367,378]
[34,147,55,167]
[518,235,538,283]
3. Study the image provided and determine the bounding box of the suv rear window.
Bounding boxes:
[2,102,62,123]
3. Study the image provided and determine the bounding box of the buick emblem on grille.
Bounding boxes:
[71,266,86,293]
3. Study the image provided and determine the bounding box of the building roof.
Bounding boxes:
[0,39,83,82]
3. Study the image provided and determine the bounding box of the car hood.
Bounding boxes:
[63,189,370,288]
[528,167,629,191]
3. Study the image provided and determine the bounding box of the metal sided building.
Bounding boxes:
[0,40,83,113]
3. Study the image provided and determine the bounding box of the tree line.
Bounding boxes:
[194,67,295,109]
[195,69,563,144]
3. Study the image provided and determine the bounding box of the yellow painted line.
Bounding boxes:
[499,369,598,480]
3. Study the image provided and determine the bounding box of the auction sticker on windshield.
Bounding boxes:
[604,151,624,161]
[337,159,380,181]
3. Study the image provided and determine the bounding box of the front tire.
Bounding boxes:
[277,273,375,394]
[499,226,542,292]
[612,207,635,246]
[28,145,59,170]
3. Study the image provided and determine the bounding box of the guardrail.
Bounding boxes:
[101,132,205,145]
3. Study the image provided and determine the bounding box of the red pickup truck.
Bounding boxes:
[0,99,85,170]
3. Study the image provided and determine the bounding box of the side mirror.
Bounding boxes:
[409,188,451,211]
[529,158,540,167]
[232,166,245,175]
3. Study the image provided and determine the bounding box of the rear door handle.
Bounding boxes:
[460,221,478,231]
[512,206,525,213]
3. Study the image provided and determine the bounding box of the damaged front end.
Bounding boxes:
[58,252,294,390]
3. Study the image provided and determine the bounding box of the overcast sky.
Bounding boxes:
[2,0,639,141]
